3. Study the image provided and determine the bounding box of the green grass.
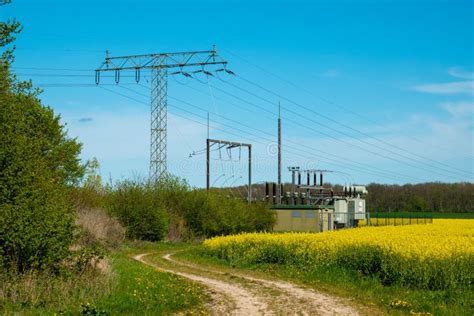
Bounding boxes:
[96,250,207,314]
[178,247,474,315]
[0,243,208,315]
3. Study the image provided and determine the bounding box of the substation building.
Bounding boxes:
[266,167,368,232]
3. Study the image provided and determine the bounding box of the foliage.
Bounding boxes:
[101,177,275,242]
[70,158,108,210]
[203,220,474,290]
[105,180,169,242]
[365,182,474,213]
[180,189,275,238]
[249,182,474,213]
[0,9,85,272]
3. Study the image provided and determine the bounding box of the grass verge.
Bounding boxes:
[178,246,473,315]
[1,243,208,315]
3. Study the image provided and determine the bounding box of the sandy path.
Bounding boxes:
[133,253,269,315]
[134,252,359,315]
[163,253,359,315]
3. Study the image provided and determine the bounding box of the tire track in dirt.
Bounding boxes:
[133,253,270,315]
[162,253,359,315]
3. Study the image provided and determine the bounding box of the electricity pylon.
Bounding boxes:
[95,47,228,182]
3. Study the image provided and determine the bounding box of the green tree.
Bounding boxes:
[0,10,84,272]
[106,180,168,241]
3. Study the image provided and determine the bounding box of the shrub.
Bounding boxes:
[102,177,275,241]
[178,189,275,238]
[0,88,83,272]
[105,181,168,242]
[0,14,85,272]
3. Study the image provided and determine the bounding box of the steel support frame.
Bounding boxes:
[206,138,252,204]
[150,56,168,182]
[95,48,227,183]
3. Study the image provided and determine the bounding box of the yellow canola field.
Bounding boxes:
[204,220,474,289]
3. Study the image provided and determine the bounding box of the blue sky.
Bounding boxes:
[2,0,473,187]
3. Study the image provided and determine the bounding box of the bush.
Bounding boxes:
[181,189,275,237]
[0,87,83,272]
[102,177,275,242]
[105,181,168,242]
[0,14,86,272]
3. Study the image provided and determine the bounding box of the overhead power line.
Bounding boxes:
[12,67,93,72]
[233,74,472,177]
[113,84,426,182]
[222,48,471,158]
[210,75,468,180]
[15,66,472,182]
[179,73,467,180]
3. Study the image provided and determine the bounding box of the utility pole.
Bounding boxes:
[206,138,252,204]
[95,48,228,182]
[277,101,282,204]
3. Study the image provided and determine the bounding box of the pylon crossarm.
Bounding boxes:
[95,47,229,183]
[96,61,227,72]
[95,50,226,72]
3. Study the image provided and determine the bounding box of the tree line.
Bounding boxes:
[365,182,474,213]
[235,181,474,213]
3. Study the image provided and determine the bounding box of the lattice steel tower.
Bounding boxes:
[95,48,228,182]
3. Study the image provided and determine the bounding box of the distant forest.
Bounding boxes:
[364,182,474,213]
[239,182,474,213]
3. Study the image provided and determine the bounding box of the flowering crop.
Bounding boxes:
[203,220,473,289]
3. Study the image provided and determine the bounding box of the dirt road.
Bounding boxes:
[133,252,360,315]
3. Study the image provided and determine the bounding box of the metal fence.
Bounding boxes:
[331,212,433,230]
[363,212,433,227]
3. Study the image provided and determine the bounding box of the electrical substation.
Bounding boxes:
[94,47,370,233]
[265,170,368,232]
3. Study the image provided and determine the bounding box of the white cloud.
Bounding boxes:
[448,67,474,80]
[440,101,474,117]
[413,81,474,94]
[412,67,474,95]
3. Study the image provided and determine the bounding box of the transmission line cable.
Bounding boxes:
[222,48,470,158]
[15,66,473,174]
[103,85,420,182]
[213,76,468,180]
[229,74,473,177]
[173,76,464,180]
[113,84,426,182]
[121,83,430,182]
